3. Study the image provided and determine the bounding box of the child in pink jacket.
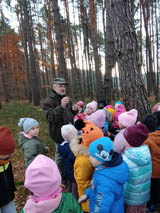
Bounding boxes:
[114,109,138,155]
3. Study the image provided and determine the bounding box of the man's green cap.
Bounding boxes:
[52,78,68,85]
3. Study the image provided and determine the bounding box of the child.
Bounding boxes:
[21,154,83,213]
[78,137,129,213]
[87,109,106,130]
[114,109,138,154]
[74,101,86,122]
[70,119,104,212]
[58,124,78,199]
[0,126,17,213]
[18,118,48,168]
[123,124,152,213]
[143,114,160,212]
[85,101,97,117]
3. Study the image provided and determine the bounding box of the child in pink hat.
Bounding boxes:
[85,101,97,117]
[114,109,138,155]
[87,109,106,129]
[21,155,83,213]
[74,101,86,122]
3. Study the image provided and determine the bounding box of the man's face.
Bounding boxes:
[53,84,66,96]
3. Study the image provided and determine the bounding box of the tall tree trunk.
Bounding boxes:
[51,0,67,79]
[89,0,102,100]
[18,2,32,103]
[103,0,116,105]
[108,0,151,120]
[140,0,156,97]
[44,0,56,79]
[21,0,40,106]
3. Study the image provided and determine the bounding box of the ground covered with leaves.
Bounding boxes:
[0,102,54,212]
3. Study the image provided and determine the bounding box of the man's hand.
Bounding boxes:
[61,97,70,109]
[78,195,87,204]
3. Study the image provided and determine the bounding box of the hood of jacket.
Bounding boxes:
[24,193,62,213]
[70,136,90,157]
[97,158,129,185]
[18,132,29,146]
[124,145,151,166]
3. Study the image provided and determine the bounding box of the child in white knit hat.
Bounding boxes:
[58,124,78,200]
[18,118,49,168]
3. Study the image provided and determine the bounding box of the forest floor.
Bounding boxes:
[0,102,160,213]
[0,102,54,212]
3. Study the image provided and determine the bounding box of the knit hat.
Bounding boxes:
[89,137,113,162]
[97,99,106,109]
[142,115,158,132]
[52,77,68,85]
[18,118,39,133]
[24,155,61,198]
[118,109,138,128]
[115,101,122,110]
[86,101,97,112]
[113,105,126,128]
[61,124,78,142]
[76,101,84,107]
[75,119,104,147]
[0,126,15,155]
[124,124,149,147]
[87,109,106,128]
[152,103,160,113]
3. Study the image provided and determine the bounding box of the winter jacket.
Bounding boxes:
[21,192,83,213]
[70,136,94,212]
[123,145,152,206]
[0,162,16,208]
[85,152,129,213]
[144,130,160,178]
[43,89,74,144]
[58,141,76,182]
[18,133,46,168]
[114,128,130,155]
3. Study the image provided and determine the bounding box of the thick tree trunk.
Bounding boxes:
[103,0,116,105]
[108,0,151,121]
[51,0,67,79]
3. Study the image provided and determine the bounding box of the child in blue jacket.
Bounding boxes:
[79,136,129,213]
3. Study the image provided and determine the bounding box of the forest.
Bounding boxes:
[0,0,160,120]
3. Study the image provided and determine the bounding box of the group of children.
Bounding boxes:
[0,100,160,213]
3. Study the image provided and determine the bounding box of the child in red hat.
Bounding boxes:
[0,126,17,213]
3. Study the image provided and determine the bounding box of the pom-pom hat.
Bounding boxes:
[18,118,39,133]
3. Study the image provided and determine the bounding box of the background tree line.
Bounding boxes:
[0,0,160,119]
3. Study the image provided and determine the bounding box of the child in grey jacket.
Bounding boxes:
[18,118,48,168]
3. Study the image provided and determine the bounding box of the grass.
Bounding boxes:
[0,102,54,212]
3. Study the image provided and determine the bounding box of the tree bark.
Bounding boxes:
[108,0,151,121]
[21,0,40,106]
[51,0,67,79]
